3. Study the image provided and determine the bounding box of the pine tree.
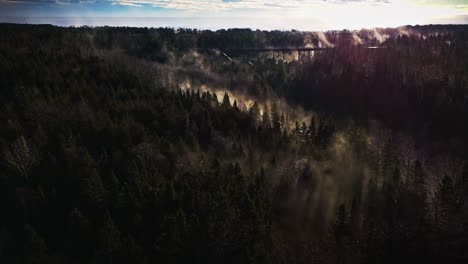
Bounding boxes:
[65,208,91,260]
[293,121,301,142]
[23,224,48,264]
[280,112,286,132]
[301,122,307,141]
[221,92,231,109]
[271,102,281,134]
[211,93,219,108]
[82,168,108,209]
[249,101,260,126]
[233,99,239,110]
[99,212,122,264]
[261,107,271,130]
[308,116,316,142]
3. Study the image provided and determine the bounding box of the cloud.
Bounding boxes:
[108,0,391,11]
[0,0,96,3]
[1,0,466,30]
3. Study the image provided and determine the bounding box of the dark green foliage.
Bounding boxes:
[0,24,285,263]
[23,224,49,264]
[1,24,468,264]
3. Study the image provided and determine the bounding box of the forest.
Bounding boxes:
[1,23,468,263]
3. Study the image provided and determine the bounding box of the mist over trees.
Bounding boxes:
[1,23,468,263]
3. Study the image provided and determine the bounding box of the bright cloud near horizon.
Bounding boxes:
[0,0,467,30]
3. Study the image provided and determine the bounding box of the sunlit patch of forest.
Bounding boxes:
[1,24,468,263]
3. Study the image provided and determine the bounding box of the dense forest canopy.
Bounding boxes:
[1,23,468,263]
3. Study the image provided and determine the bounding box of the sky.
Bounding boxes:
[0,0,467,30]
